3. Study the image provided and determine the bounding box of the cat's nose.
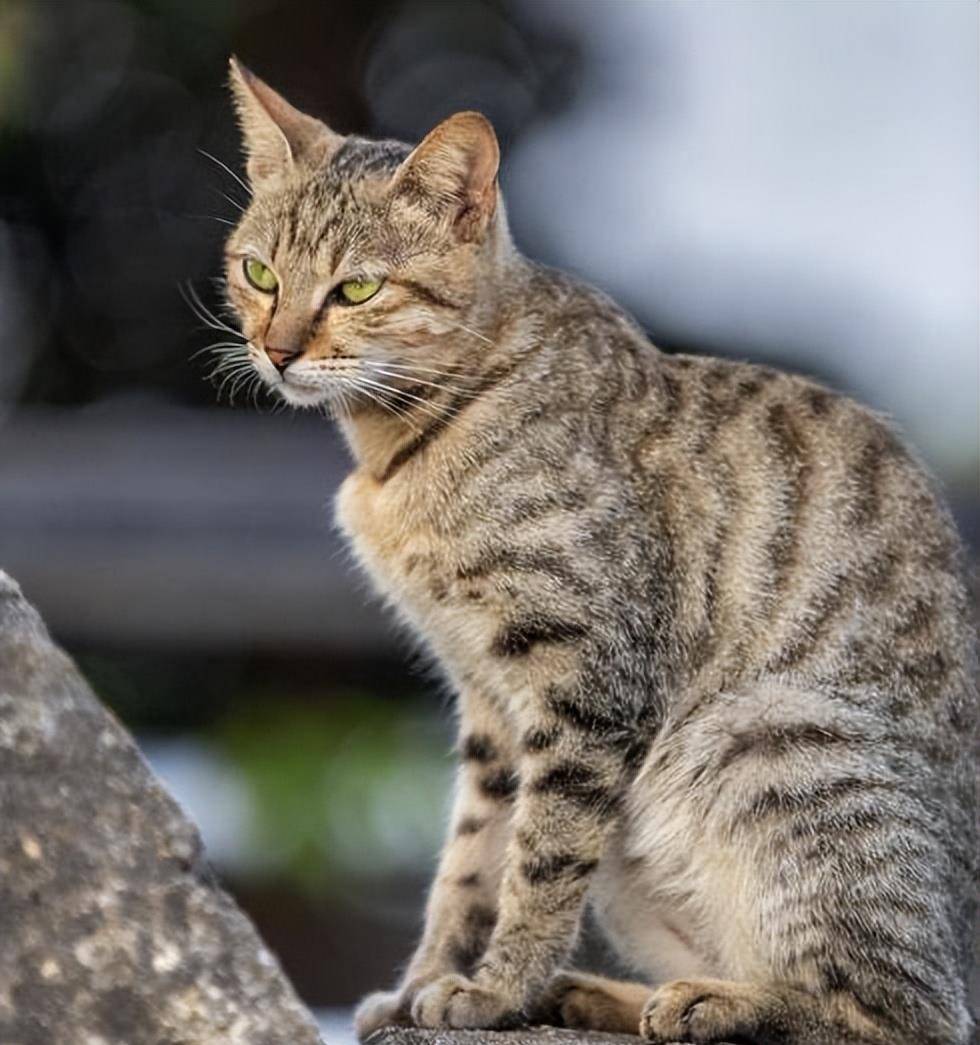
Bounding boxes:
[265,345,302,372]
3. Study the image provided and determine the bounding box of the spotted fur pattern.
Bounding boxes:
[221,60,977,1045]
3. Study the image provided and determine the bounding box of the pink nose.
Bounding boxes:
[265,345,301,371]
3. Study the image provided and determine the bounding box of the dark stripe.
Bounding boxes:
[379,363,515,482]
[546,690,624,740]
[479,768,518,802]
[461,734,498,764]
[457,547,591,595]
[530,761,621,813]
[388,277,464,310]
[893,597,935,640]
[456,816,486,836]
[806,387,833,415]
[767,549,897,671]
[713,723,862,775]
[846,428,900,528]
[449,903,497,975]
[465,903,497,933]
[763,402,810,603]
[490,615,587,657]
[457,872,480,888]
[499,490,588,525]
[735,776,897,829]
[520,853,598,885]
[522,726,561,753]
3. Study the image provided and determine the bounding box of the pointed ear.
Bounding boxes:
[228,56,343,189]
[390,112,500,240]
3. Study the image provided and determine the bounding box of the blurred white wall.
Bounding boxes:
[509,0,978,486]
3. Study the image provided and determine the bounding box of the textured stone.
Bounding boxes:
[369,1031,641,1045]
[0,571,324,1045]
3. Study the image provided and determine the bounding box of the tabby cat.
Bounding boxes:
[218,58,977,1045]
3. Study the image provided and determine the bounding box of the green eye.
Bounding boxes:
[243,257,278,293]
[339,278,382,304]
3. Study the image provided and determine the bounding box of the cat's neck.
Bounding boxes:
[335,314,518,482]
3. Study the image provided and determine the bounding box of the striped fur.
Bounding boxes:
[222,63,977,1045]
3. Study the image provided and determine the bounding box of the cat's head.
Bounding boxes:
[222,57,507,412]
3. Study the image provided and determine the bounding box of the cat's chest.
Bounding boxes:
[335,470,497,657]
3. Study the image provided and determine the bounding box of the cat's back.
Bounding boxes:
[626,351,974,696]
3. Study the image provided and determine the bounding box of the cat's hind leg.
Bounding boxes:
[538,971,652,1034]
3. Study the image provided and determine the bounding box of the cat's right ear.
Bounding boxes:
[228,57,343,190]
[390,112,500,241]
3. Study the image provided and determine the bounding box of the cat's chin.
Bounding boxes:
[276,379,331,409]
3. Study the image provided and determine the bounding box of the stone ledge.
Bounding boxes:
[369,1030,641,1044]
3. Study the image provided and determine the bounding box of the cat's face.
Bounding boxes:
[223,59,501,412]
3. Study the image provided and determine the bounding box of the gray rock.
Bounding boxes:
[0,570,324,1045]
[369,1031,641,1045]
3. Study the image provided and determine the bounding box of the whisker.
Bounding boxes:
[367,360,468,379]
[353,375,449,425]
[216,188,246,214]
[179,281,242,337]
[190,340,247,362]
[341,376,424,435]
[183,213,237,226]
[366,366,479,401]
[197,148,252,198]
[449,321,494,346]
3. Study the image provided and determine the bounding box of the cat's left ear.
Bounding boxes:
[228,56,343,190]
[390,112,499,241]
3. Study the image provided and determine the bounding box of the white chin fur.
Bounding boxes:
[276,380,332,408]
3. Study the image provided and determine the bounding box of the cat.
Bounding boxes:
[219,57,977,1045]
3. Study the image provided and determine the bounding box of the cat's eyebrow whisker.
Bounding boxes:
[447,321,495,346]
[215,188,247,214]
[184,213,237,227]
[197,148,253,198]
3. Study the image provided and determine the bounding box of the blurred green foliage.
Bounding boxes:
[219,695,453,892]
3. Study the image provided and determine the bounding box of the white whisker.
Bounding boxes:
[180,282,242,337]
[366,366,479,401]
[197,148,252,198]
[449,321,494,346]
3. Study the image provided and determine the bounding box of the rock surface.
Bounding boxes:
[0,571,324,1045]
[369,1031,641,1044]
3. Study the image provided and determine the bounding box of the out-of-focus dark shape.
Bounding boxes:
[363,0,580,141]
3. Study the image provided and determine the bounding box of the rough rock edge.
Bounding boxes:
[0,570,325,1045]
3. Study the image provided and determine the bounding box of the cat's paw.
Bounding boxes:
[639,978,764,1043]
[353,988,412,1041]
[411,973,521,1030]
[537,971,629,1032]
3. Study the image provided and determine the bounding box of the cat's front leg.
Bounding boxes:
[412,684,637,1030]
[354,688,516,1041]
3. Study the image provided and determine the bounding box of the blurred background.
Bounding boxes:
[0,0,977,1038]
